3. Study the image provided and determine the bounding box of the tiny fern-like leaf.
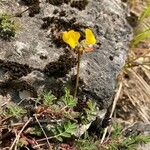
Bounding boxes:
[50,121,77,141]
[62,88,77,108]
[4,104,26,119]
[43,91,56,106]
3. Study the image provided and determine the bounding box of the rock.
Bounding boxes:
[0,0,132,112]
[19,90,32,100]
[124,122,150,137]
[0,94,11,112]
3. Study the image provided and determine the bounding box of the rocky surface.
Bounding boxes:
[0,0,132,112]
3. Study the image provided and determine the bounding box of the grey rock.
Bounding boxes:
[124,122,150,137]
[0,0,132,111]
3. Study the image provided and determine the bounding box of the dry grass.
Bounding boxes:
[116,0,150,124]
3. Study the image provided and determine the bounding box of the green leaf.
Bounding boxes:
[51,128,58,135]
[64,122,77,134]
[131,28,150,47]
[49,121,77,142]
[3,104,26,119]
[61,132,71,138]
[56,136,63,142]
[139,6,150,22]
[61,88,77,108]
[112,123,122,139]
[57,126,63,134]
[87,100,96,111]
[43,91,56,106]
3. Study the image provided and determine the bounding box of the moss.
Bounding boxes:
[0,14,18,40]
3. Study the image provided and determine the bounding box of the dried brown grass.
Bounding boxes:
[116,0,150,124]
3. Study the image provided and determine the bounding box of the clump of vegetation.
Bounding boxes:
[0,88,98,149]
[42,91,57,106]
[130,5,150,47]
[2,104,27,119]
[47,121,77,142]
[75,132,98,150]
[75,123,150,150]
[1,89,149,149]
[0,14,18,40]
[99,123,150,150]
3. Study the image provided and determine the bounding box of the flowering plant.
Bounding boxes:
[63,28,96,52]
[62,28,96,97]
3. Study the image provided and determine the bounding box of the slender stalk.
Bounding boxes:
[100,82,122,143]
[74,52,81,98]
[10,117,32,150]
[34,115,52,150]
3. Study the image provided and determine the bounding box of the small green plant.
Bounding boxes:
[42,91,57,106]
[119,135,150,150]
[61,88,77,108]
[3,104,26,119]
[131,28,150,47]
[83,100,98,123]
[47,121,77,142]
[130,5,150,47]
[111,123,123,139]
[75,132,98,150]
[139,6,150,22]
[0,13,17,40]
[100,123,150,150]
[30,89,78,142]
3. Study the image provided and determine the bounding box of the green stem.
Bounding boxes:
[74,52,81,98]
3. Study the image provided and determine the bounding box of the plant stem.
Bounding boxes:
[74,52,81,98]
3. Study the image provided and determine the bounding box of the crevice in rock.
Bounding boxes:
[46,0,71,6]
[70,0,89,11]
[43,79,65,99]
[41,16,87,47]
[0,60,32,80]
[19,0,41,17]
[44,53,77,78]
[109,55,114,61]
[42,16,86,31]
[126,12,138,28]
[0,80,37,98]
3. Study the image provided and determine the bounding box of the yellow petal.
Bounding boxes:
[68,38,77,48]
[62,30,80,48]
[85,29,96,45]
[62,31,70,43]
[73,31,80,43]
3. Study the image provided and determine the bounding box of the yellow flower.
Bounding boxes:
[85,29,96,45]
[62,30,80,48]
